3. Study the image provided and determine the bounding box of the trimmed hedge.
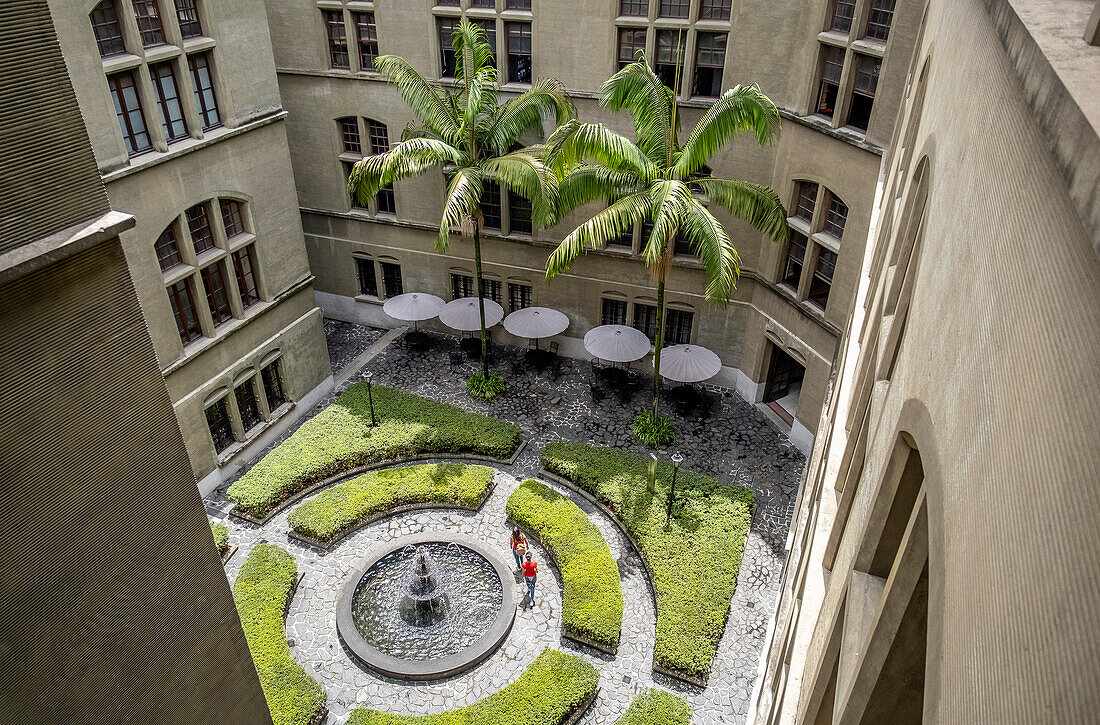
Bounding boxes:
[614,689,691,725]
[346,648,598,724]
[227,384,520,518]
[288,463,494,544]
[506,479,623,650]
[232,544,326,725]
[541,440,754,681]
[211,520,229,556]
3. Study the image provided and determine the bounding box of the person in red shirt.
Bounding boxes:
[520,552,538,608]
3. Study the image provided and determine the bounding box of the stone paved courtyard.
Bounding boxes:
[207,323,805,724]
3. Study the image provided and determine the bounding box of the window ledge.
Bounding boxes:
[316,0,345,9]
[694,19,732,30]
[227,232,257,253]
[652,18,691,27]
[850,37,886,57]
[801,300,829,319]
[615,15,649,24]
[102,53,143,73]
[788,217,813,236]
[195,246,227,267]
[817,30,849,48]
[144,44,181,63]
[215,402,294,466]
[346,0,375,9]
[500,9,533,18]
[811,231,841,254]
[162,264,195,286]
[182,36,217,52]
[355,294,384,305]
[339,152,363,163]
[776,107,884,155]
[499,82,532,92]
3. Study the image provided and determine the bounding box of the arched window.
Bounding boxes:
[90,0,126,57]
[781,180,846,312]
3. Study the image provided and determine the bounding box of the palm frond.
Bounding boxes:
[673,85,781,178]
[679,200,741,303]
[453,20,494,85]
[555,165,645,218]
[545,121,655,180]
[599,58,677,169]
[640,179,694,265]
[483,77,575,155]
[374,55,461,144]
[438,167,483,251]
[462,66,498,142]
[546,191,653,280]
[481,150,557,227]
[347,154,388,207]
[694,177,789,243]
[384,138,466,179]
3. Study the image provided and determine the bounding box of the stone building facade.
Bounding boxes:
[263,0,923,453]
[47,0,333,494]
[751,0,1100,721]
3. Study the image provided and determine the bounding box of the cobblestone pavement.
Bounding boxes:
[208,324,805,724]
[324,318,385,374]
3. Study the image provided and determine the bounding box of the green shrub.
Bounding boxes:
[615,689,691,725]
[541,440,754,680]
[631,411,676,448]
[232,544,326,725]
[211,520,229,556]
[506,480,623,649]
[466,372,505,401]
[347,648,598,725]
[227,384,520,518]
[289,464,493,544]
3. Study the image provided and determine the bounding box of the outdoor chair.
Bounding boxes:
[548,341,559,354]
[589,383,606,403]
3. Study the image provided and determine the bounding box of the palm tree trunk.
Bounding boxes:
[472,219,490,378]
[652,274,665,419]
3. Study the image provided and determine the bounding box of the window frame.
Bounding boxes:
[323,9,350,69]
[508,282,532,312]
[354,12,378,70]
[91,0,127,57]
[692,32,727,98]
[155,223,183,271]
[132,0,166,48]
[174,0,203,38]
[505,22,532,84]
[205,397,235,453]
[168,277,202,344]
[380,261,403,298]
[200,261,233,326]
[261,361,287,410]
[186,202,215,253]
[232,245,260,309]
[355,256,378,297]
[108,71,153,157]
[601,298,628,326]
[187,52,221,130]
[150,61,189,142]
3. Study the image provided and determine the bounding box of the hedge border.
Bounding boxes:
[613,688,692,725]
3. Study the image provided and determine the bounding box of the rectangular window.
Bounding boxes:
[186,202,214,253]
[376,184,396,214]
[220,199,245,239]
[175,0,202,38]
[508,283,532,312]
[324,9,350,69]
[699,0,731,20]
[151,62,188,142]
[506,22,532,84]
[692,32,726,97]
[482,183,502,230]
[380,262,403,298]
[673,235,692,255]
[354,12,378,69]
[618,28,646,70]
[485,279,502,304]
[816,45,844,118]
[155,224,182,271]
[620,0,648,15]
[508,191,532,234]
[846,54,879,131]
[201,263,233,325]
[235,380,261,431]
[366,119,389,155]
[205,398,234,453]
[356,257,378,297]
[108,72,152,156]
[632,302,658,342]
[470,0,494,7]
[439,18,459,77]
[473,19,497,68]
[794,182,817,222]
[823,195,848,238]
[608,222,633,248]
[232,245,259,308]
[664,308,693,345]
[340,117,361,154]
[506,0,531,8]
[188,53,221,129]
[658,0,689,18]
[261,362,286,409]
[132,0,165,47]
[167,277,201,343]
[451,273,475,300]
[782,231,807,288]
[601,298,627,326]
[655,30,684,90]
[830,0,856,32]
[808,247,837,309]
[437,0,460,5]
[865,0,895,41]
[91,0,126,57]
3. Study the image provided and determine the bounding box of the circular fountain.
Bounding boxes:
[336,534,517,680]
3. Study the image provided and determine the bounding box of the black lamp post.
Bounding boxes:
[667,452,683,522]
[365,370,376,426]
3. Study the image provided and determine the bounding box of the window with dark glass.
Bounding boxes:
[201,263,233,325]
[437,0,460,5]
[366,119,388,154]
[618,28,646,70]
[356,257,378,296]
[673,235,692,255]
[261,362,286,409]
[324,10,349,69]
[175,0,202,38]
[151,62,188,142]
[816,45,844,118]
[655,30,685,90]
[632,302,658,342]
[108,72,152,156]
[608,222,633,248]
[823,194,848,238]
[658,0,689,18]
[451,273,475,299]
[782,231,807,288]
[508,283,532,312]
[865,0,895,41]
[794,182,817,222]
[186,203,214,253]
[601,298,627,326]
[235,380,261,431]
[846,54,879,131]
[664,308,693,345]
[830,0,856,32]
[380,262,403,298]
[692,32,726,97]
[168,278,201,343]
[232,246,259,308]
[205,398,234,453]
[343,162,363,207]
[473,19,497,68]
[620,0,648,14]
[188,53,221,129]
[377,184,396,214]
[506,0,531,8]
[808,248,836,309]
[340,117,361,154]
[155,224,182,271]
[508,191,532,234]
[470,0,494,7]
[354,12,378,69]
[699,0,731,20]
[485,279,502,304]
[482,183,502,229]
[506,22,532,84]
[220,200,245,238]
[439,18,459,77]
[91,1,126,57]
[132,0,165,47]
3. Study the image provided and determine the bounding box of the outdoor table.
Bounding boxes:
[670,384,700,408]
[599,366,629,387]
[406,330,431,349]
[525,348,554,370]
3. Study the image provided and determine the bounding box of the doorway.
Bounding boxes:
[763,344,805,426]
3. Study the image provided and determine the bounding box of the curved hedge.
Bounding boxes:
[614,689,691,724]
[346,648,598,724]
[232,544,326,725]
[541,440,754,682]
[506,479,623,650]
[227,384,520,518]
[288,463,494,544]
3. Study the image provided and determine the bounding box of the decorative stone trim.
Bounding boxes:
[283,571,329,725]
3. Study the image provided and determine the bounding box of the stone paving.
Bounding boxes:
[324,318,385,373]
[208,324,805,724]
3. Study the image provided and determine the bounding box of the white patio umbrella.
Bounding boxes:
[438,296,505,331]
[654,344,723,383]
[583,324,651,363]
[503,306,569,339]
[382,292,445,326]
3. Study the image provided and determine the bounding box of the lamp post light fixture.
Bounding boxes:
[365,370,376,426]
[667,452,684,522]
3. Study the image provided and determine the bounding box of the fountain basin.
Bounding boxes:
[336,533,518,680]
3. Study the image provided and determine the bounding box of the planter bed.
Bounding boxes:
[614,688,692,724]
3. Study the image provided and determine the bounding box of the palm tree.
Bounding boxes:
[545,56,788,426]
[348,21,573,377]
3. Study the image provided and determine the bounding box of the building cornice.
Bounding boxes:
[0,210,136,286]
